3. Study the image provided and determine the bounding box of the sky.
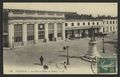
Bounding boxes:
[3,3,118,17]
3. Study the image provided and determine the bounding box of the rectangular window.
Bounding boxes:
[57,33,62,37]
[27,24,34,41]
[78,23,80,26]
[110,26,112,31]
[14,24,22,42]
[65,23,68,26]
[113,21,115,24]
[57,23,62,37]
[71,23,74,26]
[107,21,109,24]
[110,21,112,24]
[38,24,45,39]
[48,23,54,34]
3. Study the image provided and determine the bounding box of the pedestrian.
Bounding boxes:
[40,56,44,65]
[64,61,67,69]
[63,46,66,51]
[43,65,48,70]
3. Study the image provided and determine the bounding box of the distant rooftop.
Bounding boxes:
[3,9,75,14]
[3,9,117,20]
[64,12,117,20]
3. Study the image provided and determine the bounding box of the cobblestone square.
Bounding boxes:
[3,32,117,74]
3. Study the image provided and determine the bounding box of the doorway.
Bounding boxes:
[49,33,54,41]
[3,35,9,47]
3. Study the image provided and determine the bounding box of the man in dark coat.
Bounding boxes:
[40,56,44,65]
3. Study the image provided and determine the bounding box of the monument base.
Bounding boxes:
[81,41,101,62]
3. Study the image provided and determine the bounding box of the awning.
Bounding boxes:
[65,25,102,30]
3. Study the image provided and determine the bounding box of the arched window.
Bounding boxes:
[71,23,74,26]
[65,23,68,26]
[83,22,85,25]
[110,21,112,24]
[107,21,109,24]
[78,22,80,26]
[97,22,99,25]
[88,22,90,25]
[93,22,95,25]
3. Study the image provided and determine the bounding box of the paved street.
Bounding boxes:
[3,32,117,74]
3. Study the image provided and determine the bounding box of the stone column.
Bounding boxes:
[8,23,14,48]
[112,26,113,32]
[34,23,38,44]
[54,23,57,41]
[62,23,65,40]
[22,23,27,45]
[45,23,49,42]
[104,27,106,33]
[99,27,101,33]
[108,26,110,33]
[114,26,116,32]
[113,26,115,32]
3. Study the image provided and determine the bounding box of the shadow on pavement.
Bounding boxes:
[104,40,117,44]
[33,63,42,66]
[59,55,82,59]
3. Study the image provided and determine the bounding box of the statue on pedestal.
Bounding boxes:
[90,26,95,42]
[81,26,101,62]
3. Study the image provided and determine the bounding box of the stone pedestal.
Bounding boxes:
[81,41,101,62]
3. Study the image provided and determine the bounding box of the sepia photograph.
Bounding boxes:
[3,3,118,74]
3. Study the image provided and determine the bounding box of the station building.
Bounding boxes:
[3,9,118,48]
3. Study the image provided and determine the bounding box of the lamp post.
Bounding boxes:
[63,46,69,65]
[66,46,69,65]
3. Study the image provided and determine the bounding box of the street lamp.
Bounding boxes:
[102,35,105,53]
[63,46,69,65]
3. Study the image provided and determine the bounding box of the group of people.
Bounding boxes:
[39,56,48,70]
[39,56,67,70]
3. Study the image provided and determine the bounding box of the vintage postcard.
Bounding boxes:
[3,3,118,74]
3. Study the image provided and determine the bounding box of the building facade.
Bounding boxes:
[3,9,118,48]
